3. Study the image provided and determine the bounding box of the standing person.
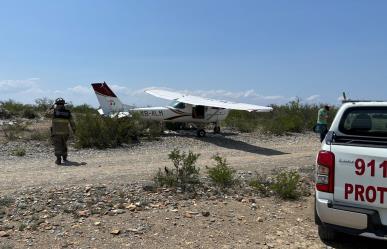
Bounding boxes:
[316,105,330,142]
[48,98,76,165]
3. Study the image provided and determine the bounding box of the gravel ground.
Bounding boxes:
[0,131,316,193]
[1,130,387,248]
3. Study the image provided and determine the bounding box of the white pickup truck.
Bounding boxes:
[315,101,387,241]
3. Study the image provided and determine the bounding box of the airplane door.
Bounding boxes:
[192,105,205,119]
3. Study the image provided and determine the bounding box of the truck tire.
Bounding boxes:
[318,225,338,242]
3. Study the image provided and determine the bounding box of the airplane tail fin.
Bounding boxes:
[91,82,124,115]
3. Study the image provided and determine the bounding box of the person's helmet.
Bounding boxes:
[55,98,66,105]
[324,105,330,111]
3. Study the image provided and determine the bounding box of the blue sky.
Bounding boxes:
[1,0,387,107]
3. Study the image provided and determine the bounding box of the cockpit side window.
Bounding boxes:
[170,100,186,109]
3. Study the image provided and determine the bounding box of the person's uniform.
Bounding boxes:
[49,100,76,165]
[317,108,329,142]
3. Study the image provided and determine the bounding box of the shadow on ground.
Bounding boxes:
[322,235,387,248]
[165,131,287,156]
[61,160,87,167]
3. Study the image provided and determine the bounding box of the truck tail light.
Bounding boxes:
[316,150,335,193]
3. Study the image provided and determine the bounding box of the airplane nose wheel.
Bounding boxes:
[197,129,206,137]
[213,126,221,134]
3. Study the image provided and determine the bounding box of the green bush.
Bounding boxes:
[207,154,236,188]
[34,97,54,111]
[223,110,265,132]
[270,169,301,200]
[68,103,98,115]
[75,113,140,149]
[142,120,163,140]
[74,112,161,149]
[2,122,29,141]
[0,100,26,116]
[249,173,272,197]
[29,130,50,141]
[22,108,38,119]
[0,98,101,119]
[11,147,26,157]
[154,169,178,187]
[154,149,201,191]
[224,100,337,135]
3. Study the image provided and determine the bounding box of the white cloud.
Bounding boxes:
[306,94,320,102]
[68,85,92,95]
[0,78,40,93]
[0,80,317,107]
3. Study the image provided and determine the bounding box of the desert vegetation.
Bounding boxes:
[1,98,337,148]
[0,98,161,147]
[0,98,97,118]
[154,149,306,200]
[224,99,337,135]
[249,169,304,200]
[75,113,161,149]
[154,149,201,191]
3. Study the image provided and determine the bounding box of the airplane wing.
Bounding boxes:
[145,89,273,112]
[144,89,185,100]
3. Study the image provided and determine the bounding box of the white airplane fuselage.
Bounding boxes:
[131,104,229,124]
[91,82,231,126]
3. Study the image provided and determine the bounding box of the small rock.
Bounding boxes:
[110,229,121,235]
[235,196,243,202]
[0,231,9,237]
[77,210,90,218]
[183,213,192,218]
[201,211,210,217]
[257,217,264,222]
[142,181,156,192]
[126,204,136,211]
[112,209,125,215]
[85,186,92,193]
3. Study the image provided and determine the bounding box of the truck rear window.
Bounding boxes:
[339,107,387,137]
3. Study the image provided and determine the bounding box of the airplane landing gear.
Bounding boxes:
[213,126,221,134]
[197,129,206,137]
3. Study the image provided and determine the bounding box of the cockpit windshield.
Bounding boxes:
[169,100,186,109]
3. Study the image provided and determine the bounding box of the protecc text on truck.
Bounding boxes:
[315,100,387,241]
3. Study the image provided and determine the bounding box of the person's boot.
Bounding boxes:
[55,156,61,165]
[62,155,69,165]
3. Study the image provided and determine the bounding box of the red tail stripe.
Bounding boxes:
[91,82,117,97]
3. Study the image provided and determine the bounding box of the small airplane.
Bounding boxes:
[91,82,272,137]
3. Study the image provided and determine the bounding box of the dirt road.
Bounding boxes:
[0,132,318,193]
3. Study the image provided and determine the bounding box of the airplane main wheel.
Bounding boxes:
[214,126,221,134]
[197,129,206,137]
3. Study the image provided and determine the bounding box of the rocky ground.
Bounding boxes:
[1,127,387,248]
